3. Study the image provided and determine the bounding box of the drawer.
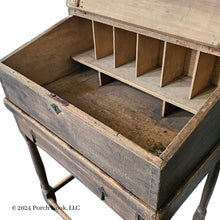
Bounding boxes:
[0,15,220,210]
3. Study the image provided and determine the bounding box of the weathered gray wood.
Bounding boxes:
[159,87,220,208]
[0,63,162,209]
[5,99,156,220]
[5,99,220,220]
[157,144,220,220]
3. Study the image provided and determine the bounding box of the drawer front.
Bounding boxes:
[0,63,160,209]
[5,99,156,220]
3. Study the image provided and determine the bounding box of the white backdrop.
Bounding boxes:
[0,1,219,219]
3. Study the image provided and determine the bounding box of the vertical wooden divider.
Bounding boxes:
[162,101,179,117]
[160,42,187,87]
[136,34,162,77]
[98,71,114,86]
[189,52,216,99]
[114,27,136,68]
[92,21,113,60]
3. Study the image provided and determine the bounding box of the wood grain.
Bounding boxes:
[114,27,136,67]
[161,42,186,87]
[68,0,220,49]
[190,53,216,99]
[92,21,113,59]
[2,16,93,85]
[136,34,162,77]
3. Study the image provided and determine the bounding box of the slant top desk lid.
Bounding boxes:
[67,0,220,49]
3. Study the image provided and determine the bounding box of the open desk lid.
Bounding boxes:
[67,0,220,49]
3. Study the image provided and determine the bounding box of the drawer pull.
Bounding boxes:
[98,187,108,201]
[51,104,62,115]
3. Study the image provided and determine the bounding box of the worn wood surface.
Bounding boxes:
[159,87,220,209]
[114,28,136,68]
[4,99,156,220]
[158,143,220,220]
[136,35,162,77]
[68,0,220,49]
[0,63,162,209]
[73,50,215,114]
[43,68,191,155]
[2,16,93,85]
[92,21,113,59]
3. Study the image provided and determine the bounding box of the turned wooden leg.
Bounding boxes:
[25,137,74,220]
[193,161,220,220]
[25,137,57,202]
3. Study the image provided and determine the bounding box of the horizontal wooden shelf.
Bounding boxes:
[72,49,216,114]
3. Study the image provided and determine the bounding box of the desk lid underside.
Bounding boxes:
[67,0,220,49]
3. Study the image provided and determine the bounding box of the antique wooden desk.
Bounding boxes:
[0,1,220,219]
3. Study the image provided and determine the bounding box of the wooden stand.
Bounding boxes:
[25,137,74,220]
[24,125,219,220]
[25,132,220,220]
[1,2,220,219]
[4,99,219,220]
